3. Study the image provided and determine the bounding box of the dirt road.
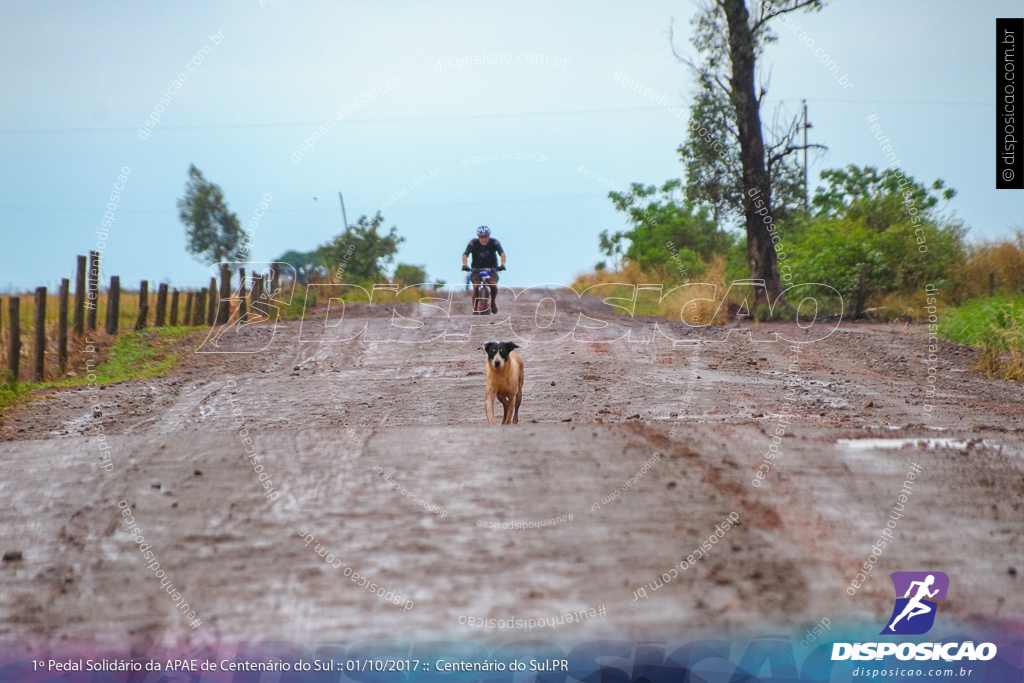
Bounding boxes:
[2,290,1023,646]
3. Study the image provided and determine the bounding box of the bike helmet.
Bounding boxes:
[476,225,491,237]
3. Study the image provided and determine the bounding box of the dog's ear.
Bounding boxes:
[508,342,520,350]
[481,342,495,354]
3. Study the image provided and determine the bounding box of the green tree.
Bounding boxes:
[605,180,738,281]
[317,212,404,283]
[598,230,626,269]
[275,249,320,285]
[177,164,242,268]
[811,164,956,227]
[393,263,428,286]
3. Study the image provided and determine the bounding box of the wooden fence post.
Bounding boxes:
[193,288,207,327]
[105,276,120,335]
[87,251,99,331]
[270,263,280,301]
[155,283,168,327]
[169,289,179,326]
[33,287,46,382]
[135,280,149,330]
[206,278,217,326]
[183,291,193,326]
[238,268,247,319]
[74,255,86,336]
[218,264,232,325]
[6,297,19,383]
[135,304,148,331]
[250,273,264,318]
[58,279,69,375]
[263,274,271,317]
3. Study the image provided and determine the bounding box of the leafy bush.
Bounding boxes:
[602,179,737,282]
[787,165,967,301]
[286,285,318,318]
[788,216,967,300]
[393,263,428,287]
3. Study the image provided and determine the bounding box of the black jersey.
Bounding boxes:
[463,237,504,268]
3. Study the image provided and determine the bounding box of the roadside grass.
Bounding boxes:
[282,281,441,318]
[572,259,854,324]
[941,296,1024,380]
[0,326,199,417]
[572,259,726,324]
[86,326,195,382]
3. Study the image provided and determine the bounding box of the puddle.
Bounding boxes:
[836,438,999,451]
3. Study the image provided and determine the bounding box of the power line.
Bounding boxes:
[768,97,990,107]
[0,98,992,135]
[0,193,612,213]
[0,106,664,135]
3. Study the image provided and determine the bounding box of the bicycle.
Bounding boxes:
[468,267,501,315]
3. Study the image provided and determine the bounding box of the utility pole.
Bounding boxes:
[802,100,812,213]
[338,191,349,230]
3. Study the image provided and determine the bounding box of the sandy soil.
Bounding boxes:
[1,290,1023,646]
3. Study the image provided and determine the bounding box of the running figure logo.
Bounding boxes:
[881,572,949,635]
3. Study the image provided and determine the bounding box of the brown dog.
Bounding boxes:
[482,341,523,425]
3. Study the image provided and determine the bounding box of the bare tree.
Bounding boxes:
[673,0,828,303]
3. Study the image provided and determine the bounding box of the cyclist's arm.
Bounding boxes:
[497,241,506,266]
[462,254,468,267]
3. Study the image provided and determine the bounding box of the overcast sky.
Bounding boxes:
[1,0,1020,291]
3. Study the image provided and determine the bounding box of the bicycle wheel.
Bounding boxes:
[473,285,484,314]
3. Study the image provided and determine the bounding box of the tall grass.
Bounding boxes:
[941,296,1024,380]
[570,257,853,323]
[572,258,726,324]
[281,276,438,319]
[961,229,1024,299]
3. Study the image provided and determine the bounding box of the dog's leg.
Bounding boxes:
[485,389,496,425]
[513,362,524,424]
[498,395,510,425]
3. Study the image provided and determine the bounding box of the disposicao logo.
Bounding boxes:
[831,642,997,662]
[881,571,948,635]
[831,570,998,663]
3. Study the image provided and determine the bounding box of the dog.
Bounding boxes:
[481,341,524,425]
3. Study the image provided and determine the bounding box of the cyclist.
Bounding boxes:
[462,225,506,313]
